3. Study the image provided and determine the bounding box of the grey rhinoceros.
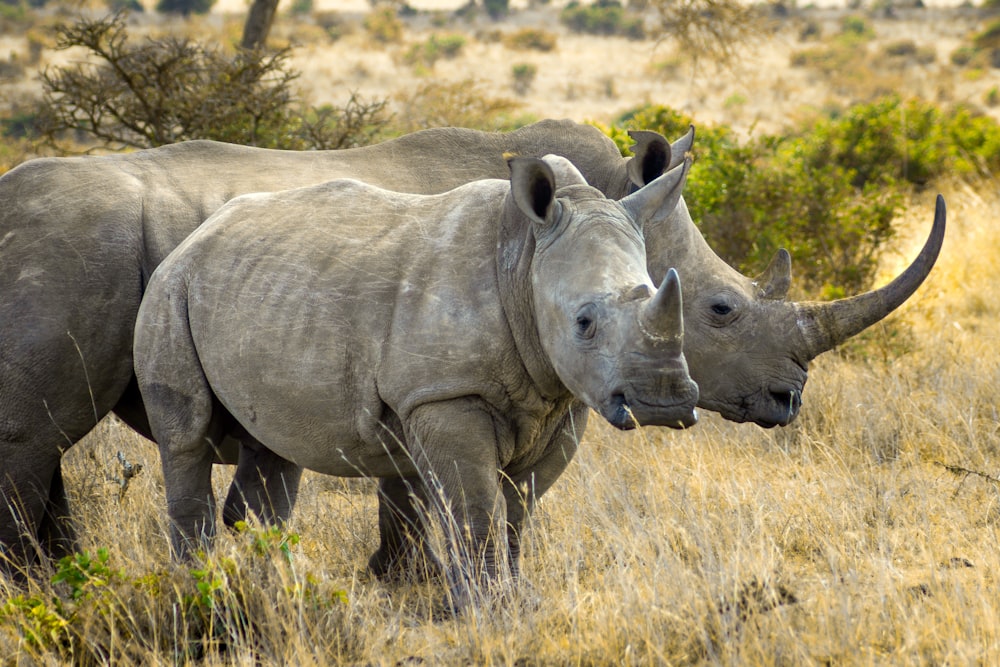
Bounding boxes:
[132,156,700,606]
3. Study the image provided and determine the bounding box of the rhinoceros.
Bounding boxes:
[0,119,944,574]
[132,156,700,606]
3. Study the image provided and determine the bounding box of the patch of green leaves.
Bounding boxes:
[560,0,644,40]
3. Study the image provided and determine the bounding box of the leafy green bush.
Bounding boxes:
[483,0,508,19]
[607,98,1000,297]
[156,0,215,16]
[806,95,1000,185]
[606,105,899,297]
[503,27,557,52]
[511,62,537,95]
[403,33,466,69]
[364,5,404,44]
[839,15,875,42]
[560,0,644,39]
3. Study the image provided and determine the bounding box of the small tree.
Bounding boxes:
[37,13,389,152]
[644,0,765,67]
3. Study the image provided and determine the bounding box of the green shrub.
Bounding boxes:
[608,98,1000,296]
[503,27,557,52]
[839,14,874,41]
[511,62,537,95]
[607,105,900,297]
[560,0,645,39]
[107,0,144,12]
[483,0,508,19]
[156,0,215,16]
[364,5,404,44]
[403,33,466,69]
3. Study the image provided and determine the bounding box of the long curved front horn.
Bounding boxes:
[796,194,946,359]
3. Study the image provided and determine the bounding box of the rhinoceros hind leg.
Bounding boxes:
[222,438,303,529]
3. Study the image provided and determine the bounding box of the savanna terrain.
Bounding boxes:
[2,0,1000,664]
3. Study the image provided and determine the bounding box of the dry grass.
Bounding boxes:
[4,3,1000,665]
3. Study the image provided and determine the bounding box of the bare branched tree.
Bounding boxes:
[37,12,390,152]
[645,0,766,67]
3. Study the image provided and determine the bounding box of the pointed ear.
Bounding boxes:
[620,156,691,230]
[626,130,671,188]
[508,157,557,226]
[754,248,792,300]
[540,154,587,188]
[669,125,695,170]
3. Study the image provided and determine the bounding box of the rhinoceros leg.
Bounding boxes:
[369,404,588,584]
[1,452,76,576]
[501,404,586,580]
[117,374,292,535]
[222,437,303,529]
[405,400,511,608]
[368,476,443,582]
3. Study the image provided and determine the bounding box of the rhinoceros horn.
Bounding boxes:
[754,248,792,300]
[642,267,684,344]
[796,194,946,359]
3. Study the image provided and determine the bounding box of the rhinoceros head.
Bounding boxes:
[628,129,946,428]
[507,155,699,431]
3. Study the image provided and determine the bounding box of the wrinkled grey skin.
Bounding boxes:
[0,118,944,574]
[133,157,699,607]
[0,119,662,570]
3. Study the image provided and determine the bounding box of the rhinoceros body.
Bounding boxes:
[133,157,699,604]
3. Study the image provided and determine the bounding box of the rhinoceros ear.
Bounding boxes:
[509,156,557,226]
[619,156,690,230]
[669,125,695,171]
[627,130,671,187]
[540,154,588,189]
[754,248,792,300]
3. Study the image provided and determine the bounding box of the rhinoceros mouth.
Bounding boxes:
[603,393,699,431]
[701,386,802,428]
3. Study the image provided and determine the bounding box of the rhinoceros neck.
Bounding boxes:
[495,199,567,401]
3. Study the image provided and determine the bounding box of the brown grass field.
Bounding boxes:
[3,2,1000,664]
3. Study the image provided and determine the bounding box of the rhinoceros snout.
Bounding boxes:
[602,381,700,431]
[755,388,802,428]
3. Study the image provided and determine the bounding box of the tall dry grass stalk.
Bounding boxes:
[3,194,999,664]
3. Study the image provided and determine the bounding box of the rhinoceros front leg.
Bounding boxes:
[405,400,511,609]
[222,438,303,530]
[502,403,587,581]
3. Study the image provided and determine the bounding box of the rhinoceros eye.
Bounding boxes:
[575,304,598,340]
[711,303,732,316]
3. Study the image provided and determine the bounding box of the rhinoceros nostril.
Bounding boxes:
[770,389,801,421]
